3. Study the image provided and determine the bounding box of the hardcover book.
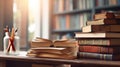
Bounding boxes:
[78,52,120,60]
[82,25,120,32]
[75,32,120,38]
[79,46,120,54]
[86,19,120,25]
[77,39,120,46]
[94,12,115,20]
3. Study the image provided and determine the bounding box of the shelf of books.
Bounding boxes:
[75,11,120,60]
[51,0,120,40]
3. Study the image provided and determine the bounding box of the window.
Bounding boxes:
[13,0,50,50]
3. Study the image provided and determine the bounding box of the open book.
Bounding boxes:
[30,37,78,48]
[27,37,78,59]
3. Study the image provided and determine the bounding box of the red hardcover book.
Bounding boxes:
[79,46,120,54]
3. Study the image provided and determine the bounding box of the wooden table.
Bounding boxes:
[0,51,120,67]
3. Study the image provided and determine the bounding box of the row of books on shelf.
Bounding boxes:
[54,0,94,13]
[53,0,120,13]
[54,13,91,31]
[95,0,120,7]
[75,11,120,60]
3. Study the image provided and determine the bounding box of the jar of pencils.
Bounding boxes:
[3,26,20,55]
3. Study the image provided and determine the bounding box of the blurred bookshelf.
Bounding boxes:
[50,0,120,40]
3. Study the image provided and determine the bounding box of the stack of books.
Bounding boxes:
[27,37,78,60]
[75,11,120,60]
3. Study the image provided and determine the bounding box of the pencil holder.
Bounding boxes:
[3,28,20,55]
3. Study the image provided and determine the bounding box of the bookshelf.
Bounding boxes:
[50,0,120,40]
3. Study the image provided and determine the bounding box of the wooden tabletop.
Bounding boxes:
[0,51,120,66]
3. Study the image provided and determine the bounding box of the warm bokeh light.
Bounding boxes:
[28,0,41,40]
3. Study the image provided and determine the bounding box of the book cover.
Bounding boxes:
[77,38,120,46]
[79,46,120,54]
[94,12,115,20]
[75,32,120,38]
[86,19,120,25]
[78,52,120,60]
[82,25,120,32]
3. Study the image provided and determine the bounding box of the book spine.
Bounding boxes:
[59,15,66,30]
[54,16,60,30]
[58,0,64,12]
[79,46,120,54]
[66,15,70,30]
[77,39,120,46]
[78,52,120,60]
[53,0,59,13]
[75,32,120,38]
[78,39,110,46]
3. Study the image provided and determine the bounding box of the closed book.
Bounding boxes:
[94,12,115,20]
[78,52,120,60]
[27,47,66,55]
[79,46,120,54]
[27,52,76,60]
[82,25,120,32]
[27,47,78,56]
[75,32,120,38]
[77,39,120,46]
[86,19,120,25]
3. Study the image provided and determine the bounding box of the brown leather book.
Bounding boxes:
[94,12,115,20]
[86,19,120,25]
[82,25,120,32]
[77,38,120,46]
[79,46,120,54]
